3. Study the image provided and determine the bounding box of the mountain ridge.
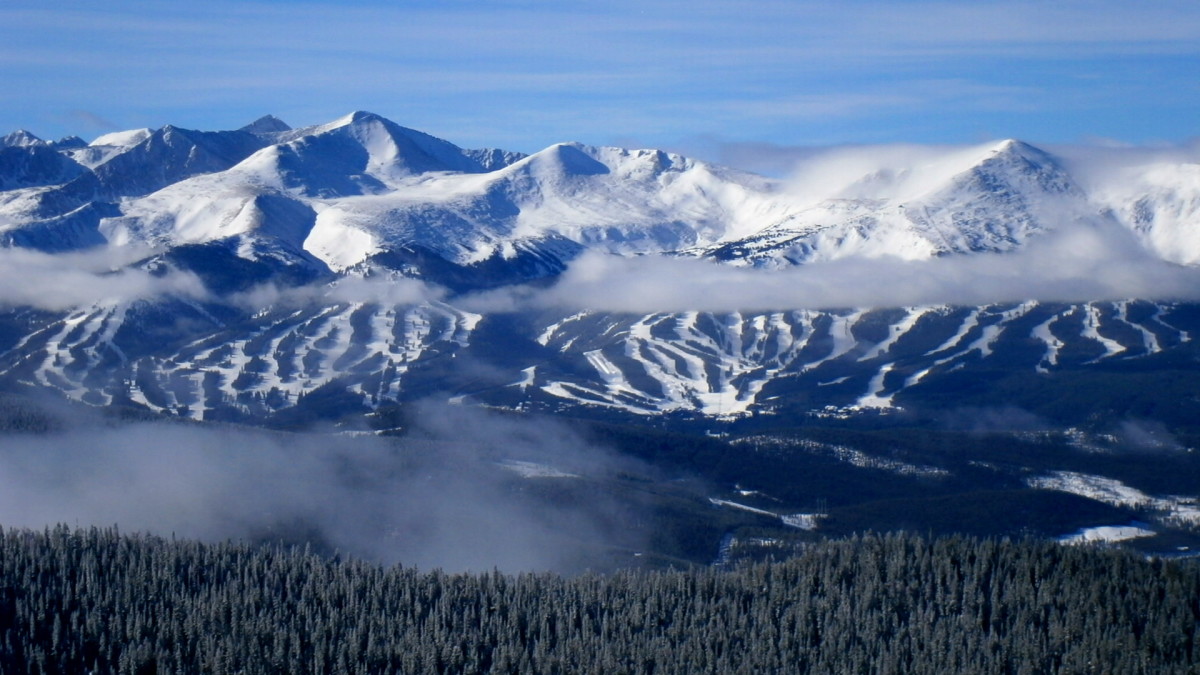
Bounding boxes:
[1,112,1197,274]
[0,112,1197,425]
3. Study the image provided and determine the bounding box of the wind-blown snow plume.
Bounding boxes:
[780,142,1004,207]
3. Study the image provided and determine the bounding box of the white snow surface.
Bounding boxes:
[710,499,828,531]
[1079,159,1200,265]
[1058,524,1156,545]
[529,302,1188,418]
[780,513,826,530]
[1027,471,1154,507]
[7,112,1193,272]
[1027,470,1200,528]
[497,460,579,479]
[90,128,152,148]
[5,113,1200,421]
[1,295,480,420]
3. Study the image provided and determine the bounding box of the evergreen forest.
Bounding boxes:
[1,526,1197,673]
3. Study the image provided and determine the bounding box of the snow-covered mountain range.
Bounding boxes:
[0,112,1197,423]
[5,111,1197,271]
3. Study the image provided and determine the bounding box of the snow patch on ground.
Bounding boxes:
[497,460,579,479]
[1027,470,1200,528]
[90,128,152,147]
[1026,471,1152,507]
[1058,523,1155,545]
[855,363,896,409]
[709,498,829,531]
[745,437,951,478]
[780,513,826,530]
[708,498,778,518]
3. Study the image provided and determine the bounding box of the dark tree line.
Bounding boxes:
[1,525,1197,673]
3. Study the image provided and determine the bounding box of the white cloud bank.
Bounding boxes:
[0,247,447,314]
[3,217,1195,319]
[230,275,446,312]
[0,246,207,311]
[465,224,1200,314]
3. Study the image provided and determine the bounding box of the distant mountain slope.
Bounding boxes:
[2,111,1197,272]
[704,140,1092,265]
[0,112,1197,425]
[0,288,1194,426]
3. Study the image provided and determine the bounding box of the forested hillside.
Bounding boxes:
[1,526,1197,673]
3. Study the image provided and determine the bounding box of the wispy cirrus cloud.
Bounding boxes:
[1,1,1199,151]
[66,110,119,133]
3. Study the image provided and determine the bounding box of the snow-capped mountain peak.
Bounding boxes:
[1,112,1198,279]
[967,138,1076,195]
[261,111,505,196]
[704,137,1100,266]
[240,114,291,137]
[89,128,153,148]
[0,112,1199,428]
[1,130,46,148]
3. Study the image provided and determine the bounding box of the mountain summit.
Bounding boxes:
[0,130,46,148]
[0,112,1197,423]
[1,112,1196,274]
[240,114,291,136]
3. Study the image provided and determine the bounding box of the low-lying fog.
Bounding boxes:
[0,399,644,573]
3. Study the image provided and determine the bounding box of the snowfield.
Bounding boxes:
[1027,471,1200,529]
[1057,523,1156,545]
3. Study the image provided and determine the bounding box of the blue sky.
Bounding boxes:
[3,0,1198,165]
